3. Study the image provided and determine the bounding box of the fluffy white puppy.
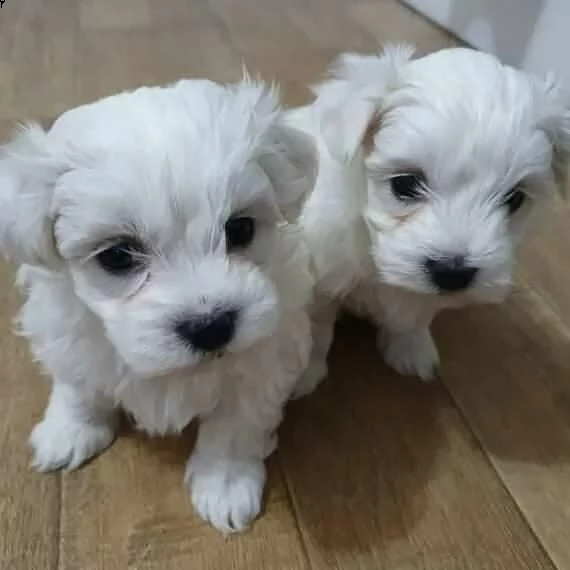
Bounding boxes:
[0,78,316,533]
[291,45,570,391]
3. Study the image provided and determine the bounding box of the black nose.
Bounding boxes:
[175,310,237,353]
[425,256,478,292]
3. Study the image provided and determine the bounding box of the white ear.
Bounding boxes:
[312,43,414,159]
[0,123,64,266]
[229,76,317,221]
[258,120,317,222]
[319,98,378,161]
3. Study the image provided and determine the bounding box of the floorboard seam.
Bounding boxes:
[441,385,559,570]
[277,451,315,570]
[55,472,63,570]
[203,0,249,65]
[519,272,570,341]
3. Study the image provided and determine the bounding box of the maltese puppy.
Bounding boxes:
[290,45,570,392]
[0,78,316,533]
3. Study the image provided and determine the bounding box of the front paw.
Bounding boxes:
[186,454,266,533]
[380,329,439,382]
[30,413,117,472]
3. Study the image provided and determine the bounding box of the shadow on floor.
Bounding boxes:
[279,316,449,553]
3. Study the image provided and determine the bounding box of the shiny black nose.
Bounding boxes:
[175,310,237,352]
[425,256,478,292]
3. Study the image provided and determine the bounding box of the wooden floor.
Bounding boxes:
[1,1,570,568]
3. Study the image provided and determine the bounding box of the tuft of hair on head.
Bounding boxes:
[231,73,317,222]
[327,43,415,92]
[232,68,281,132]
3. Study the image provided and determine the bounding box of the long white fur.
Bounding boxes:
[0,78,317,533]
[290,45,570,391]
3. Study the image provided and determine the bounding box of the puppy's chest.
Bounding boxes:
[115,368,222,436]
[114,311,311,436]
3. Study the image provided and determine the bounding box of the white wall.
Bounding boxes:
[404,0,570,85]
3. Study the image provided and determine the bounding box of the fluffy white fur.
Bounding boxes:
[0,78,316,533]
[290,45,570,391]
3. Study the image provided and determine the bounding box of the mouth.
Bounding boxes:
[145,351,231,379]
[377,270,473,303]
[433,286,472,297]
[207,350,227,362]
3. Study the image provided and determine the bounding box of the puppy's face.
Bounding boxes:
[319,47,570,305]
[0,80,314,377]
[58,146,283,378]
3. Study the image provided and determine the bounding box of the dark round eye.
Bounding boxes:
[390,173,425,202]
[503,186,526,215]
[96,240,144,275]
[225,216,255,250]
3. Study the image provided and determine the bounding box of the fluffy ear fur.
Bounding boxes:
[539,75,570,198]
[258,121,317,222]
[232,76,317,221]
[0,124,65,267]
[312,43,414,159]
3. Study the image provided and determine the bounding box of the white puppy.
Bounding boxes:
[291,45,570,392]
[0,78,316,533]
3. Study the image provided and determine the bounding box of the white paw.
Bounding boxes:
[30,413,117,472]
[186,454,266,533]
[292,357,327,399]
[380,329,439,382]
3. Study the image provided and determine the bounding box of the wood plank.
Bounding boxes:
[519,199,570,327]
[282,0,379,54]
[280,318,554,570]
[0,1,79,122]
[76,0,242,104]
[435,279,570,570]
[60,429,309,570]
[350,0,459,55]
[75,27,240,104]
[207,0,329,105]
[2,0,569,569]
[79,0,152,31]
[0,262,61,570]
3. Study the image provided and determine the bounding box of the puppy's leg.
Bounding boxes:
[380,325,438,381]
[30,382,118,471]
[292,301,337,398]
[373,293,438,381]
[186,385,283,533]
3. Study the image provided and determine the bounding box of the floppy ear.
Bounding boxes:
[0,123,63,267]
[540,76,570,198]
[258,119,318,222]
[230,76,317,222]
[312,43,414,160]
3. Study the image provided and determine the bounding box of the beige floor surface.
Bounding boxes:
[1,1,570,569]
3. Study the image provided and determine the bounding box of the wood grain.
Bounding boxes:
[436,279,570,570]
[0,263,60,570]
[207,0,329,105]
[60,430,308,570]
[350,0,459,55]
[280,319,554,570]
[519,199,570,326]
[0,0,569,569]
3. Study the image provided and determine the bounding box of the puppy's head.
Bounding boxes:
[0,79,315,376]
[317,46,570,305]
